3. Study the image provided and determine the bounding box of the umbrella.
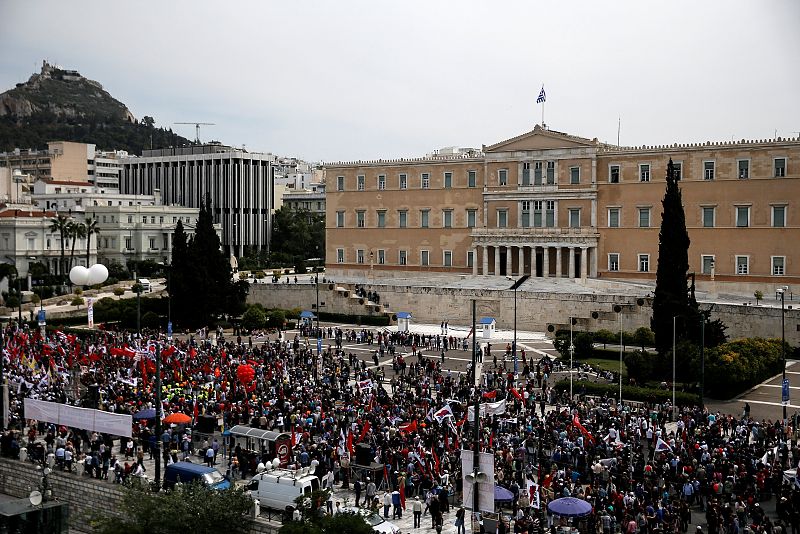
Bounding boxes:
[547,497,592,517]
[133,408,156,419]
[163,412,192,424]
[494,485,514,502]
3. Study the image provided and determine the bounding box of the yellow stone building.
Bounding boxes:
[325,125,799,290]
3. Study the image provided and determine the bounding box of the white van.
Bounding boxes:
[246,467,320,511]
[138,278,151,292]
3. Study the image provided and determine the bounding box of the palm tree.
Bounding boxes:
[49,214,70,277]
[85,215,100,266]
[67,220,86,270]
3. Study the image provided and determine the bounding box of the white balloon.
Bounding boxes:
[69,266,90,286]
[87,264,109,286]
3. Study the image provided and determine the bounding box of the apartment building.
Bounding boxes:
[0,141,125,188]
[325,125,800,289]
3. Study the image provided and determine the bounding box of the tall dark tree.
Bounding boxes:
[170,219,189,318]
[651,159,696,354]
[170,194,247,326]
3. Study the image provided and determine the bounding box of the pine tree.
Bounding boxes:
[651,159,693,354]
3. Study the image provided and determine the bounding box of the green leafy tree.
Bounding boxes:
[278,489,373,534]
[651,159,698,355]
[624,349,654,383]
[270,206,325,268]
[91,482,253,534]
[633,327,655,350]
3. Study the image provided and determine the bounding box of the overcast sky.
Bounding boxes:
[2,0,799,162]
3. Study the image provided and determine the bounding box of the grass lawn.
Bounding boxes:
[580,358,628,377]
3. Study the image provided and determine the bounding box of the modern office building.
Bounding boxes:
[325,125,800,291]
[119,143,276,258]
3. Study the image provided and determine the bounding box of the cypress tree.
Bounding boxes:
[651,159,692,354]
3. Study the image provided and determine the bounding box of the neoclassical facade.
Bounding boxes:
[325,126,800,289]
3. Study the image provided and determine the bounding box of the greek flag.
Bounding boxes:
[537,86,546,103]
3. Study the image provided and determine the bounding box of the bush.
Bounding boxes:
[624,349,655,383]
[31,294,41,305]
[554,379,698,406]
[74,288,83,296]
[238,272,249,280]
[704,338,786,399]
[266,309,286,328]
[254,271,266,279]
[71,296,84,306]
[242,305,267,331]
[113,287,125,296]
[633,327,655,349]
[5,295,19,309]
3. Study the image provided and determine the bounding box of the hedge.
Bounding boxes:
[554,379,699,406]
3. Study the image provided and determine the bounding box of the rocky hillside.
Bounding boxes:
[0,61,191,154]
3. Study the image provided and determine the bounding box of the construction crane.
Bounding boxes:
[174,122,215,144]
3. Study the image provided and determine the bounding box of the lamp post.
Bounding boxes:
[0,326,5,430]
[158,262,172,339]
[569,317,575,400]
[778,286,788,422]
[506,275,528,375]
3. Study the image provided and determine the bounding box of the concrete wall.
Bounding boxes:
[0,457,280,534]
[248,282,800,345]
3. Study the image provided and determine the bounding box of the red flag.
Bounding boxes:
[482,390,497,400]
[162,345,176,358]
[347,430,354,455]
[510,387,523,401]
[572,414,595,444]
[193,400,199,422]
[399,420,417,433]
[358,421,371,443]
[189,347,197,359]
[432,447,440,474]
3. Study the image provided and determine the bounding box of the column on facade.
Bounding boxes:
[580,247,588,280]
[591,247,598,278]
[505,246,512,276]
[472,247,478,276]
[542,246,550,278]
[529,246,537,277]
[568,247,576,279]
[555,247,562,278]
[494,246,501,276]
[482,245,489,275]
[518,247,525,277]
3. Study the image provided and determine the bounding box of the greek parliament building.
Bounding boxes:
[325,125,799,290]
[119,144,276,258]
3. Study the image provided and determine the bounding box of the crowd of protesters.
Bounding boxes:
[0,320,799,534]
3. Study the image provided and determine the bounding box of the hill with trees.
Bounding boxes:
[0,61,192,153]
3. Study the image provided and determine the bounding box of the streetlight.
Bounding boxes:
[506,275,529,376]
[778,286,789,422]
[307,257,322,378]
[158,262,172,339]
[614,305,623,405]
[569,317,577,400]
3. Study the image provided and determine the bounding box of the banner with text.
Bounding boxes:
[24,398,132,437]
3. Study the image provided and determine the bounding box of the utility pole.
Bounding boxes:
[471,299,480,518]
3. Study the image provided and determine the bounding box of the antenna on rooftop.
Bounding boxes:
[174,122,216,144]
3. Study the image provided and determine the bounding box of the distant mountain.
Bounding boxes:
[0,61,192,154]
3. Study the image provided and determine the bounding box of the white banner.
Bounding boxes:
[467,399,507,421]
[24,398,132,437]
[87,298,94,328]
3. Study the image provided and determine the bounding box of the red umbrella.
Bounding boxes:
[163,412,192,424]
